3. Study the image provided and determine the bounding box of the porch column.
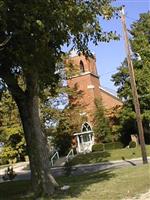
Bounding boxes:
[80,135,83,143]
[89,133,93,151]
[89,133,92,141]
[76,136,81,153]
[92,133,94,144]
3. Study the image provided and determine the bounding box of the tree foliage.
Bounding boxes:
[0,0,119,89]
[0,91,26,164]
[45,85,86,156]
[112,12,150,145]
[93,98,111,143]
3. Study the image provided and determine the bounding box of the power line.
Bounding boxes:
[125,93,150,101]
[126,16,138,21]
[99,70,118,77]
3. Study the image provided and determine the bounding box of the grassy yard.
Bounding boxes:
[69,145,150,166]
[0,165,150,200]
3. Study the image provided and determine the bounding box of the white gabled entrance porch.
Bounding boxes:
[74,122,94,153]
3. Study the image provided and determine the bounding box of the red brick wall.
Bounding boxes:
[66,54,122,123]
[100,88,122,109]
[68,74,96,112]
[67,55,98,76]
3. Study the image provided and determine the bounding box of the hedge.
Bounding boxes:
[104,142,123,150]
[92,143,104,152]
[129,141,136,148]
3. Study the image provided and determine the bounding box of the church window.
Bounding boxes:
[82,134,90,142]
[81,122,92,132]
[80,60,85,73]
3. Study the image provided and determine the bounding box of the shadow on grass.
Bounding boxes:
[0,180,32,200]
[0,169,115,200]
[52,169,115,199]
[121,156,136,166]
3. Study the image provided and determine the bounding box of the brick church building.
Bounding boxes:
[65,52,122,153]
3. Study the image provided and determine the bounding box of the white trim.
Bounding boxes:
[87,85,95,89]
[69,50,78,57]
[79,112,87,116]
[74,131,93,136]
[68,72,99,79]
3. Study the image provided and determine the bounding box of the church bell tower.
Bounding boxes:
[66,53,102,122]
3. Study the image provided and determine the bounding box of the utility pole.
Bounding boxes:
[120,7,148,164]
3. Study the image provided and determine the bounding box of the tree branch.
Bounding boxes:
[0,65,26,101]
[0,36,11,50]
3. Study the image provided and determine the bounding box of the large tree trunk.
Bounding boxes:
[16,94,58,196]
[1,68,59,197]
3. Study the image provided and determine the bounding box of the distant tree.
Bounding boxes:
[45,85,86,156]
[93,98,111,143]
[0,91,26,164]
[107,105,122,142]
[112,12,150,145]
[0,0,119,196]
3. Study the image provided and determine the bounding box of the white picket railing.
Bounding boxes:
[51,151,59,166]
[66,149,74,162]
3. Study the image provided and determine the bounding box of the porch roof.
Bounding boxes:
[74,131,93,136]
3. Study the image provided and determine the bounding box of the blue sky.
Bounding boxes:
[89,0,150,94]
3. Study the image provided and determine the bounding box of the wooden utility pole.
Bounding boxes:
[120,7,148,164]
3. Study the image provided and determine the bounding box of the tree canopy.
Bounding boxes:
[0,0,118,90]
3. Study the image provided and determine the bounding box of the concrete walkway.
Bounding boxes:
[123,190,150,200]
[0,157,150,182]
[53,156,66,167]
[0,162,30,183]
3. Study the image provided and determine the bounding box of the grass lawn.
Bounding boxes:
[69,145,150,166]
[0,165,150,200]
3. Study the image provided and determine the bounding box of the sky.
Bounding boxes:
[89,0,150,95]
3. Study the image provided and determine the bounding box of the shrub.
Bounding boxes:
[129,141,136,148]
[92,143,104,152]
[0,157,9,165]
[104,142,123,150]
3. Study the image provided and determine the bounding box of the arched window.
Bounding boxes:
[80,60,85,73]
[81,122,92,132]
